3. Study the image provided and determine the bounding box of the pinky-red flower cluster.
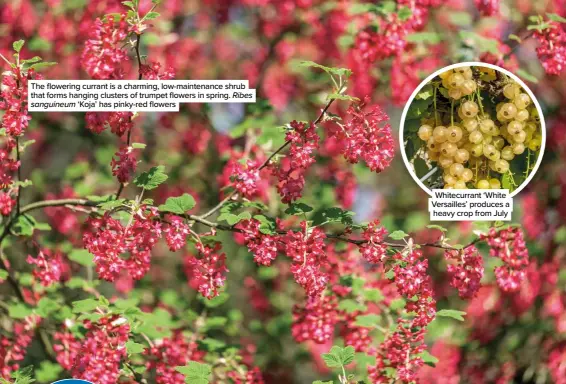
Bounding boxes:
[145,331,205,384]
[237,219,278,266]
[83,208,162,281]
[111,145,137,183]
[81,15,129,80]
[272,121,320,203]
[482,227,529,292]
[336,99,394,173]
[445,246,484,299]
[163,215,189,251]
[0,316,40,378]
[26,248,67,287]
[0,68,40,136]
[534,22,566,76]
[359,219,388,263]
[282,221,328,298]
[185,242,228,299]
[291,295,338,343]
[70,315,130,384]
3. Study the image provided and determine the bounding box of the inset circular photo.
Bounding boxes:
[400,62,545,197]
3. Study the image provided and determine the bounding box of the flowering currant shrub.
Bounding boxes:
[0,1,565,383]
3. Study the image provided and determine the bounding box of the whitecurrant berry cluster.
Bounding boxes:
[413,66,542,190]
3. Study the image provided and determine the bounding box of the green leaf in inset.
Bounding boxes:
[134,165,168,190]
[436,309,466,321]
[158,193,195,214]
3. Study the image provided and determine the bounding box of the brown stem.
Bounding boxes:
[115,33,144,200]
[198,98,335,220]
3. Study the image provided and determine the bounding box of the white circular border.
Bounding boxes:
[399,61,546,198]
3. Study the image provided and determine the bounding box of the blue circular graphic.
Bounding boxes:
[52,380,93,384]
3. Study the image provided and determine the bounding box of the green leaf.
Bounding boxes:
[508,34,522,43]
[35,361,63,382]
[0,270,7,280]
[8,302,32,319]
[436,309,466,321]
[29,61,57,71]
[338,299,367,314]
[321,345,355,369]
[254,214,277,235]
[158,193,195,214]
[348,3,378,14]
[459,31,499,54]
[132,142,146,149]
[389,298,406,311]
[354,314,381,328]
[144,11,160,20]
[363,288,384,303]
[321,346,343,368]
[36,297,59,318]
[285,202,313,215]
[20,57,41,65]
[327,93,359,102]
[420,350,439,367]
[298,61,352,78]
[516,68,539,83]
[397,6,412,21]
[376,0,396,14]
[201,292,230,308]
[449,12,472,26]
[12,215,36,237]
[134,165,168,190]
[126,340,146,354]
[122,1,135,8]
[13,40,25,53]
[405,32,441,44]
[312,207,354,226]
[313,381,333,384]
[176,361,211,384]
[547,13,566,23]
[68,249,95,267]
[203,316,228,331]
[426,224,447,232]
[99,198,126,211]
[72,298,100,313]
[388,230,408,240]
